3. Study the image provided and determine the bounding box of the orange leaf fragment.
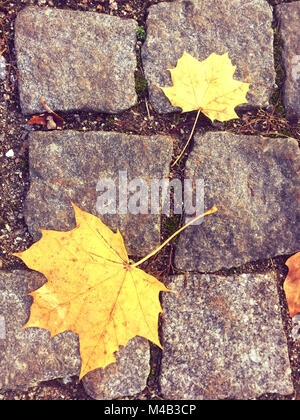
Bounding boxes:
[27,115,47,126]
[284,252,300,318]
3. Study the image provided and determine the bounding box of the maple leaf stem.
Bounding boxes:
[171,108,201,167]
[40,96,64,123]
[131,205,217,268]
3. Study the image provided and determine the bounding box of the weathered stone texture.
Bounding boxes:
[82,337,150,400]
[175,131,300,272]
[142,0,275,114]
[276,3,300,119]
[160,273,293,400]
[15,7,137,114]
[25,130,173,256]
[0,270,81,391]
[0,55,6,81]
[0,270,151,398]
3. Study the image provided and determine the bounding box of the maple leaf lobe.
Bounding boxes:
[161,51,250,121]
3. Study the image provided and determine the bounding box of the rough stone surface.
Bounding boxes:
[0,55,6,81]
[25,130,173,256]
[142,0,275,114]
[0,269,81,391]
[175,131,300,272]
[160,273,293,400]
[276,3,300,119]
[15,7,137,114]
[82,337,150,400]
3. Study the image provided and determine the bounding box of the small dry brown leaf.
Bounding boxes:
[27,97,64,130]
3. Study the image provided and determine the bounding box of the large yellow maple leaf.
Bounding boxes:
[14,203,169,379]
[161,51,250,122]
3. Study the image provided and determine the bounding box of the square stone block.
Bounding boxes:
[25,130,173,256]
[15,7,138,114]
[142,0,275,114]
[160,273,293,399]
[175,131,300,272]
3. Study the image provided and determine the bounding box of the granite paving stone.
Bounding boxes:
[15,6,138,114]
[159,273,294,399]
[82,337,150,400]
[0,269,81,390]
[276,3,300,119]
[24,130,173,256]
[175,131,300,272]
[142,0,275,114]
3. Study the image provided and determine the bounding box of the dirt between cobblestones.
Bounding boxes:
[0,0,299,400]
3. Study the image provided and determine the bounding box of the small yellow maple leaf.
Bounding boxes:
[161,51,250,122]
[161,51,250,166]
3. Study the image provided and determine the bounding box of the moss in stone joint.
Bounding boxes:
[164,215,181,236]
[135,72,148,94]
[136,26,146,41]
[172,113,183,124]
